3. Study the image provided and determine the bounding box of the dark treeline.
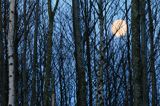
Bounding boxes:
[0,0,160,106]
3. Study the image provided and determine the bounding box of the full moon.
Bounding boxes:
[111,19,127,37]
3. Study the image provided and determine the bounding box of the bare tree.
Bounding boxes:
[0,0,3,104]
[140,0,149,105]
[131,0,143,105]
[72,0,87,105]
[31,0,39,105]
[147,0,157,105]
[8,0,16,105]
[44,0,59,105]
[97,0,104,105]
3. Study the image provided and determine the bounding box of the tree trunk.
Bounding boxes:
[125,0,133,105]
[72,0,86,105]
[31,0,39,105]
[97,0,104,105]
[44,0,59,105]
[8,0,16,105]
[13,2,19,105]
[147,0,157,105]
[0,0,4,104]
[140,0,149,105]
[131,0,143,105]
[84,0,92,105]
[22,0,28,105]
[86,26,92,106]
[3,0,9,105]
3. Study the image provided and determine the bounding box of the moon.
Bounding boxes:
[111,19,127,37]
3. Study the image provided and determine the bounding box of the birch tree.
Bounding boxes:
[8,0,16,105]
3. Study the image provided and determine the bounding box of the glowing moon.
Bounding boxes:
[111,19,127,37]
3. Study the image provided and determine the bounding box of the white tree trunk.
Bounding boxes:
[8,0,15,105]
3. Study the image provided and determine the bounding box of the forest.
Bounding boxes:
[0,0,160,106]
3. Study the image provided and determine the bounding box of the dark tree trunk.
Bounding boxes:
[147,0,157,105]
[72,0,87,105]
[131,0,143,105]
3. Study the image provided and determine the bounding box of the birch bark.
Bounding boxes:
[8,0,16,105]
